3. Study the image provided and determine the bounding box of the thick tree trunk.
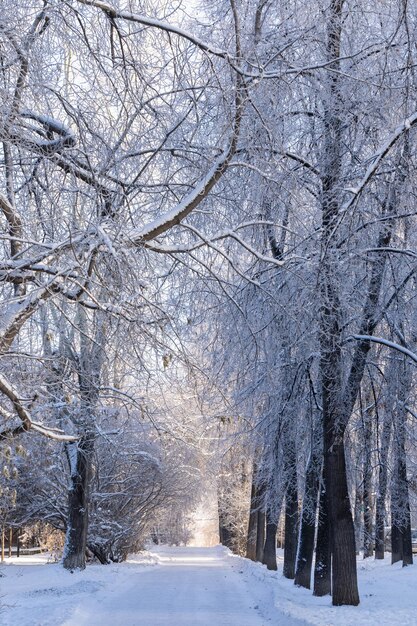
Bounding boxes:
[317,0,403,602]
[62,313,104,571]
[319,262,359,604]
[283,441,298,579]
[254,479,266,562]
[313,482,331,596]
[63,435,93,570]
[325,440,359,605]
[295,451,321,589]
[391,423,413,566]
[294,505,316,589]
[317,0,359,606]
[391,357,413,566]
[283,497,298,579]
[255,509,265,562]
[398,452,413,567]
[219,518,234,551]
[218,491,234,551]
[391,518,402,564]
[246,479,258,561]
[262,511,278,570]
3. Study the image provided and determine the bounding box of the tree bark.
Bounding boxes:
[390,357,413,566]
[62,310,104,570]
[391,519,402,564]
[219,517,234,550]
[354,481,362,555]
[63,435,94,570]
[375,413,391,559]
[295,451,321,588]
[255,509,266,562]
[283,439,298,579]
[255,480,266,562]
[391,418,413,566]
[246,478,258,561]
[318,0,359,606]
[262,511,278,570]
[362,396,374,558]
[313,481,331,596]
[327,440,359,604]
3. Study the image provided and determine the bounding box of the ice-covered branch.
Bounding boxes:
[0,372,33,431]
[341,111,417,214]
[75,0,234,62]
[9,110,76,155]
[0,191,22,233]
[348,335,417,365]
[146,225,285,268]
[0,373,77,442]
[20,110,76,150]
[130,156,228,243]
[0,284,60,353]
[31,421,78,442]
[130,127,241,242]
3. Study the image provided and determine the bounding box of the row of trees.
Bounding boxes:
[180,0,417,607]
[1,0,417,608]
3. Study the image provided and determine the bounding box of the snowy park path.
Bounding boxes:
[63,546,303,626]
[1,545,306,626]
[4,545,417,625]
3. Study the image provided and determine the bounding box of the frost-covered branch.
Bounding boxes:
[348,335,417,365]
[0,373,77,441]
[0,285,59,353]
[75,0,234,62]
[340,111,417,214]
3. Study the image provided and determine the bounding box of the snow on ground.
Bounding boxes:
[0,546,416,626]
[236,549,417,626]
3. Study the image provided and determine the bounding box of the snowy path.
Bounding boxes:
[1,546,306,626]
[3,546,417,626]
[63,546,302,625]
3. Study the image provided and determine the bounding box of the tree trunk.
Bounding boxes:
[398,450,413,567]
[255,509,266,563]
[62,311,104,571]
[63,435,93,570]
[391,357,413,566]
[375,414,391,559]
[262,511,278,570]
[391,518,402,565]
[219,521,234,550]
[283,441,298,579]
[295,451,321,588]
[362,396,374,558]
[317,0,360,606]
[324,436,359,605]
[354,481,362,555]
[391,424,413,566]
[246,479,258,561]
[313,481,331,596]
[320,270,359,604]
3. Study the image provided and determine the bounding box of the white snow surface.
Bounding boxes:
[1,546,416,625]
